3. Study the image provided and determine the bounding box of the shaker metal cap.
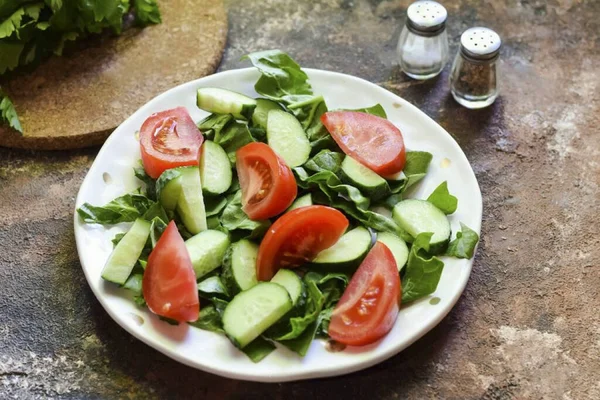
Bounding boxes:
[406,1,447,36]
[460,27,502,60]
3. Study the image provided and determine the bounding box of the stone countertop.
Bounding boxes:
[1,0,599,398]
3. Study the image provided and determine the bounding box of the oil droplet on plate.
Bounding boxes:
[392,102,401,109]
[102,172,112,184]
[440,158,451,168]
[429,297,441,305]
[128,313,145,326]
[134,130,140,141]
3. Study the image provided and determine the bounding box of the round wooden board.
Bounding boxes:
[0,0,227,150]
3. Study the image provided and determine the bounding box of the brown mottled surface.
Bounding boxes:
[0,0,227,150]
[1,0,599,398]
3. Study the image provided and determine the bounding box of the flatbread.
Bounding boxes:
[0,0,227,150]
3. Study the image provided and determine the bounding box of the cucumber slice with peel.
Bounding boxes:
[199,141,232,196]
[311,226,372,272]
[223,282,293,348]
[196,88,256,119]
[185,229,230,279]
[377,232,409,271]
[392,199,451,253]
[266,110,311,167]
[101,218,151,285]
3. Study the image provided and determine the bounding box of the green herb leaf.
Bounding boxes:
[446,223,479,259]
[275,272,348,354]
[134,165,156,200]
[204,196,228,217]
[402,151,433,189]
[133,0,161,25]
[344,103,387,118]
[303,150,345,173]
[243,49,313,104]
[77,192,155,224]
[213,120,256,164]
[0,88,22,132]
[220,191,270,238]
[401,232,445,303]
[189,304,224,333]
[149,216,167,248]
[240,336,276,363]
[197,276,230,301]
[426,181,458,215]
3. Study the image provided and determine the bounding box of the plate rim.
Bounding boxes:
[74,67,482,382]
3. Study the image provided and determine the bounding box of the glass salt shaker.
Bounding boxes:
[397,1,449,80]
[449,27,502,109]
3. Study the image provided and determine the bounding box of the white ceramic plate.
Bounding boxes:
[74,68,482,382]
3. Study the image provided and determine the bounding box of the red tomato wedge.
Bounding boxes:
[321,111,406,176]
[256,205,349,281]
[328,242,401,346]
[140,107,204,179]
[236,142,297,220]
[143,221,199,322]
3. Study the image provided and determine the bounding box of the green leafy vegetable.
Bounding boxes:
[220,191,270,238]
[189,305,224,333]
[197,276,230,300]
[0,88,21,132]
[0,0,161,132]
[149,216,167,248]
[198,113,233,140]
[77,192,155,224]
[243,49,313,104]
[274,272,348,355]
[446,223,479,259]
[427,181,457,214]
[240,336,276,363]
[212,119,255,164]
[401,232,445,303]
[204,196,228,217]
[111,232,126,247]
[345,103,387,118]
[133,0,161,25]
[402,151,433,189]
[134,166,157,200]
[303,150,344,173]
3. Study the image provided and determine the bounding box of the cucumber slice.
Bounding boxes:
[185,229,230,279]
[222,282,293,348]
[392,199,451,252]
[340,156,388,199]
[155,168,186,211]
[101,219,151,285]
[271,269,304,306]
[311,226,372,272]
[377,232,409,271]
[196,88,257,119]
[287,193,312,211]
[221,240,259,296]
[252,98,282,129]
[199,141,232,196]
[176,167,207,234]
[266,110,310,167]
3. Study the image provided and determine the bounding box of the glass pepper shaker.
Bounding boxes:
[397,1,449,80]
[449,27,502,109]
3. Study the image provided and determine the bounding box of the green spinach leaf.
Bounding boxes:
[446,223,479,259]
[77,192,155,224]
[427,181,457,214]
[243,49,313,104]
[220,191,270,238]
[303,150,345,173]
[401,232,445,303]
